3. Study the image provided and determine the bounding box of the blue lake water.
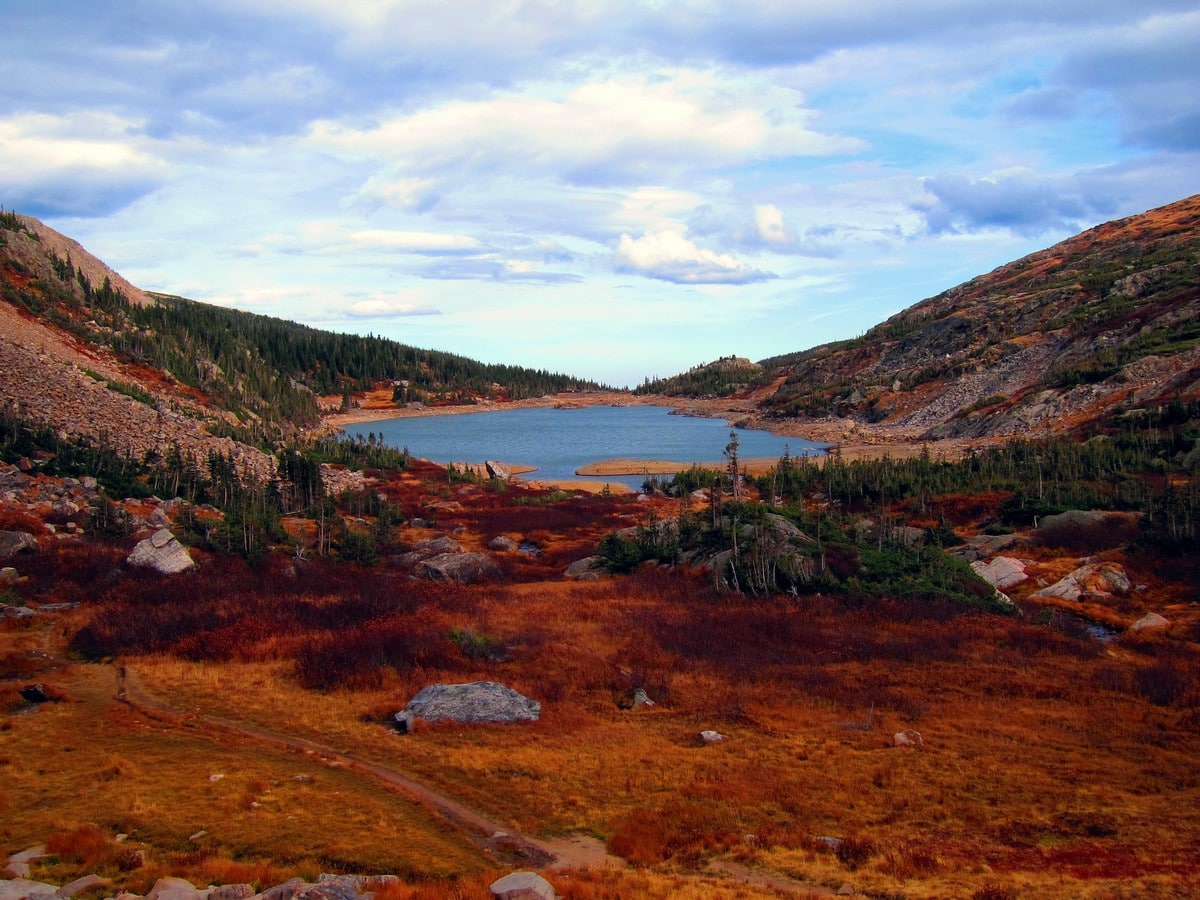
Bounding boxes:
[342,405,825,489]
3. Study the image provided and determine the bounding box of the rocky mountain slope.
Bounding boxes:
[0,212,600,477]
[758,194,1200,439]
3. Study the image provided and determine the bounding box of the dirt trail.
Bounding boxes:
[117,666,614,870]
[117,665,832,894]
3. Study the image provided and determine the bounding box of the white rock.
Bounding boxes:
[489,871,556,900]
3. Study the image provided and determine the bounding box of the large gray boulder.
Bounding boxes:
[127,528,195,575]
[489,871,556,900]
[396,681,540,731]
[415,551,502,583]
[970,556,1028,590]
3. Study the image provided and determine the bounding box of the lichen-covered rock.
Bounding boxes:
[127,528,195,575]
[396,681,540,731]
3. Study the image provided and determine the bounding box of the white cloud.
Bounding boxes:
[755,204,788,244]
[614,230,773,285]
[307,70,861,191]
[0,112,171,215]
[348,229,482,253]
[344,296,442,318]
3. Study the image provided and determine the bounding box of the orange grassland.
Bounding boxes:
[2,468,1199,899]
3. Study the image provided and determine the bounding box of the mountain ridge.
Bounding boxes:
[753,194,1200,439]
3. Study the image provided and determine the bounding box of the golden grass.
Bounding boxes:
[68,570,1199,900]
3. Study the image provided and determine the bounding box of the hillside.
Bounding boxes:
[755,195,1200,438]
[0,211,601,461]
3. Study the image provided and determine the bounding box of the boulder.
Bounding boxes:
[699,730,726,743]
[564,556,605,579]
[1130,612,1171,632]
[396,681,540,731]
[0,530,37,560]
[489,871,556,900]
[485,460,512,481]
[208,886,254,900]
[1037,510,1106,531]
[145,878,205,900]
[488,535,519,552]
[58,875,112,898]
[0,879,57,900]
[126,528,195,575]
[0,566,18,585]
[1032,562,1130,601]
[415,551,502,584]
[970,556,1028,590]
[893,729,924,749]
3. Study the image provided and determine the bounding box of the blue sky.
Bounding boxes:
[3,1,1198,387]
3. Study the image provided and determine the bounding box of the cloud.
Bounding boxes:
[307,70,862,194]
[348,229,482,254]
[614,230,774,284]
[917,170,1100,236]
[0,112,170,217]
[343,297,442,318]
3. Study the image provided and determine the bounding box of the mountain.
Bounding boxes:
[755,194,1200,438]
[0,211,601,458]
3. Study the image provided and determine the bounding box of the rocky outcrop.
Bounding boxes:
[395,681,541,731]
[415,552,501,584]
[126,528,196,575]
[970,556,1029,590]
[1032,561,1131,601]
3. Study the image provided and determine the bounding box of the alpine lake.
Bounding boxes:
[342,404,826,491]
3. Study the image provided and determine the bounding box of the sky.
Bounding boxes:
[3,2,1199,388]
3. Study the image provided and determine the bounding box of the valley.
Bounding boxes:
[1,200,1199,898]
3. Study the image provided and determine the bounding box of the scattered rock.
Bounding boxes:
[488,535,519,552]
[145,877,205,900]
[0,530,37,560]
[57,875,111,898]
[208,886,254,900]
[126,528,195,575]
[970,556,1028,590]
[1130,612,1171,631]
[489,871,556,900]
[564,556,605,579]
[485,460,512,481]
[0,879,58,900]
[415,551,502,584]
[396,681,541,732]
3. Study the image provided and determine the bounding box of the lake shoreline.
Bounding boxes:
[327,391,985,487]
